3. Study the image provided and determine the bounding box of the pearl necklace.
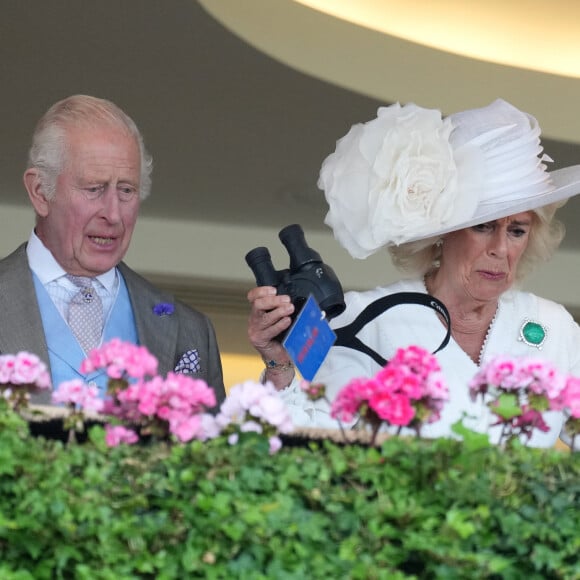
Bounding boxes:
[423,276,499,366]
[478,303,499,366]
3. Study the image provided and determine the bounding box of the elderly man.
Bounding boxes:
[0,94,225,404]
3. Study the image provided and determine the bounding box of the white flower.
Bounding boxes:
[318,103,477,257]
[215,380,294,435]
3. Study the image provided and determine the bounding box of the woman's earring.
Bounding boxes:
[432,238,443,268]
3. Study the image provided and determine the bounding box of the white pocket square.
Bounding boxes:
[174,349,201,374]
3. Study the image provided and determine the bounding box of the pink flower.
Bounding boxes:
[470,355,569,444]
[52,379,104,413]
[105,425,139,447]
[80,338,159,380]
[331,377,381,423]
[470,355,566,405]
[73,339,219,445]
[0,355,15,383]
[269,436,283,455]
[370,391,415,426]
[169,414,203,442]
[300,380,326,401]
[0,352,51,390]
[331,346,448,435]
[562,376,580,419]
[105,369,217,443]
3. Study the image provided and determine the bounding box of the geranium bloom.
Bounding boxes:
[108,372,217,442]
[169,414,203,443]
[300,380,326,402]
[0,352,51,390]
[216,381,293,432]
[52,379,104,413]
[0,352,51,410]
[269,436,283,454]
[105,425,139,447]
[370,390,415,426]
[70,340,217,445]
[560,376,580,447]
[470,355,568,444]
[331,346,449,439]
[470,356,566,405]
[562,376,580,419]
[212,380,293,454]
[80,338,159,380]
[331,377,382,423]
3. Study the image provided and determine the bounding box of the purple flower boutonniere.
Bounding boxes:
[153,302,175,316]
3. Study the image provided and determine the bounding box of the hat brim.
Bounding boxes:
[410,164,580,243]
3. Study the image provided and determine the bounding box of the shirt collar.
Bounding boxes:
[26,230,117,292]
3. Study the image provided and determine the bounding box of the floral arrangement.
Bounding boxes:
[3,341,580,578]
[73,339,220,446]
[0,338,293,453]
[82,340,216,444]
[51,379,104,442]
[204,380,294,454]
[2,339,580,452]
[470,355,580,447]
[0,351,51,411]
[303,345,449,445]
[303,346,580,449]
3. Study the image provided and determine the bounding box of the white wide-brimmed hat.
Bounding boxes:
[318,99,580,259]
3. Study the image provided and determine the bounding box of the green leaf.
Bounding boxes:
[451,418,491,450]
[495,393,522,420]
[2,407,579,578]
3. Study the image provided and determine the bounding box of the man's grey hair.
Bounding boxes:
[27,94,153,200]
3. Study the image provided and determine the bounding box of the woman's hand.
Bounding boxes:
[247,286,296,390]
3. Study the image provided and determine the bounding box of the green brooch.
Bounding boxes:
[518,319,547,349]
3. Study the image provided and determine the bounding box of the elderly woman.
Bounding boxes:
[247,99,580,447]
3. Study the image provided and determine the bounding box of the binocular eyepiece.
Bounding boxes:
[245,224,346,331]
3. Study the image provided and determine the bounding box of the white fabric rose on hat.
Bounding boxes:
[319,103,478,258]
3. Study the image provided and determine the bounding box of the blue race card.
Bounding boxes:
[283,295,336,381]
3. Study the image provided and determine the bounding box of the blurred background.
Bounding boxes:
[1,0,579,388]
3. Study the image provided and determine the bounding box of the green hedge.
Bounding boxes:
[1,408,579,579]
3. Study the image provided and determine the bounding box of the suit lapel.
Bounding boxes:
[0,244,49,363]
[0,251,182,377]
[118,263,179,376]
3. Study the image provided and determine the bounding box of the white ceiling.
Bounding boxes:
[1,0,579,251]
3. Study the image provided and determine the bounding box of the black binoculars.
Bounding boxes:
[245,224,346,331]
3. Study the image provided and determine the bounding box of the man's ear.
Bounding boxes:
[23,168,50,217]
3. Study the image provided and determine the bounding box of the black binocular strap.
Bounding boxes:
[333,292,452,367]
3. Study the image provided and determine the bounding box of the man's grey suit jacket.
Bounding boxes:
[0,244,225,405]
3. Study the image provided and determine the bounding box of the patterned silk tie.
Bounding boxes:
[66,275,104,354]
